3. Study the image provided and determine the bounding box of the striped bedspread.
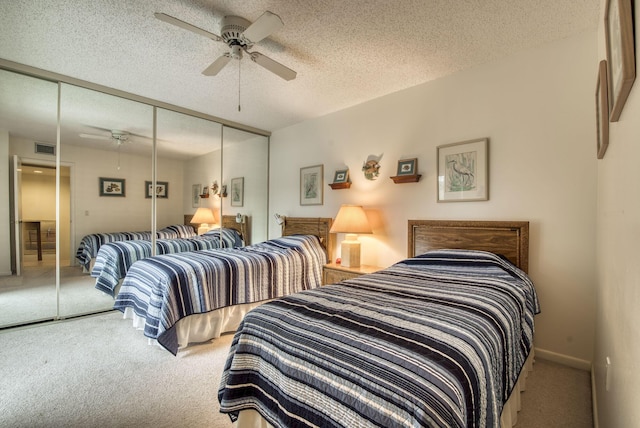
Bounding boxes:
[218,249,540,428]
[114,235,327,355]
[92,228,244,296]
[75,224,196,271]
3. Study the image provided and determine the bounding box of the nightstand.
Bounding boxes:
[323,263,382,285]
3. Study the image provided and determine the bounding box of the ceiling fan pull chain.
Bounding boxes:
[238,60,242,112]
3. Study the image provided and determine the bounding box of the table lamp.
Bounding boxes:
[329,205,372,267]
[191,207,217,235]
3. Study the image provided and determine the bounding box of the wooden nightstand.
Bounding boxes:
[323,263,382,285]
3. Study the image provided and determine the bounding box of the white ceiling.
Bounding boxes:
[0,0,600,134]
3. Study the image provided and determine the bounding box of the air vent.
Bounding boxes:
[34,142,55,156]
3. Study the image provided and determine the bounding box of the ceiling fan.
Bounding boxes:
[155,10,296,81]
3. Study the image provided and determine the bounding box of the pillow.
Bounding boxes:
[159,224,196,239]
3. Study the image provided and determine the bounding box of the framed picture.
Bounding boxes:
[604,0,635,122]
[300,164,324,206]
[99,177,125,197]
[396,158,417,176]
[332,169,349,184]
[596,60,610,159]
[145,181,168,199]
[192,184,201,207]
[437,138,489,202]
[230,177,244,207]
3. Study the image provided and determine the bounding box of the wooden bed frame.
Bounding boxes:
[279,217,334,263]
[408,220,529,273]
[184,214,250,244]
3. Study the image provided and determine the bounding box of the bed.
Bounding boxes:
[91,215,248,297]
[114,217,334,355]
[75,224,196,272]
[218,220,538,428]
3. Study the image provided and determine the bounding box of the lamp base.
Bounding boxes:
[340,234,361,268]
[197,224,210,235]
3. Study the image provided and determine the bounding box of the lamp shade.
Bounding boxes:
[191,207,216,225]
[329,205,372,234]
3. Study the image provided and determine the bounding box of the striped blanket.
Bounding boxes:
[92,228,244,296]
[218,249,540,428]
[75,224,196,271]
[114,235,327,355]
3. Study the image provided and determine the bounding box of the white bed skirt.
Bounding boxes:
[233,350,535,428]
[121,301,268,351]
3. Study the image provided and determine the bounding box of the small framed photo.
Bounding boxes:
[231,177,244,207]
[300,164,323,206]
[99,177,125,197]
[146,181,168,199]
[192,184,201,207]
[596,60,610,159]
[604,0,635,122]
[396,158,417,176]
[437,138,489,202]
[332,169,349,184]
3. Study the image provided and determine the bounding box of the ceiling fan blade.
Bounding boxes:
[154,12,222,42]
[241,11,283,44]
[79,133,112,141]
[202,54,232,76]
[250,52,297,81]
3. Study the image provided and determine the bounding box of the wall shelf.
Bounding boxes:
[390,174,421,184]
[328,182,351,190]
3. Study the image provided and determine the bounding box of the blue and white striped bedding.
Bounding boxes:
[75,224,196,270]
[218,249,540,428]
[92,228,244,297]
[114,234,327,355]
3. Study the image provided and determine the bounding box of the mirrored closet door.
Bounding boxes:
[0,62,270,330]
[0,70,59,327]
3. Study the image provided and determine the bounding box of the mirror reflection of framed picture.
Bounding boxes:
[99,177,125,197]
[300,164,323,206]
[192,184,201,207]
[332,169,349,184]
[145,181,168,199]
[231,177,244,207]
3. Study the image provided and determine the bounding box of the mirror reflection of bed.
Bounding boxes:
[112,216,334,354]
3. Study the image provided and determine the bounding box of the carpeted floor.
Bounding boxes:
[0,311,593,427]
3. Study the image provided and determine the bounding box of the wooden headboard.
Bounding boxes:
[281,217,334,263]
[184,214,250,245]
[408,220,529,273]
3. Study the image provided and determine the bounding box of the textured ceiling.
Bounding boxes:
[0,0,599,133]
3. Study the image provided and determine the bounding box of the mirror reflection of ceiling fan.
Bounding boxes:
[154,10,296,81]
[79,128,149,170]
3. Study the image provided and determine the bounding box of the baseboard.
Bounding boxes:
[534,347,592,371]
[591,364,599,428]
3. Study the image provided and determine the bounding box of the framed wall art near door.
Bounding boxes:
[604,0,635,122]
[596,60,610,159]
[300,164,323,206]
[437,138,488,202]
[231,177,244,207]
[99,177,125,197]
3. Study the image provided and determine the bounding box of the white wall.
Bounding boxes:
[270,32,598,364]
[593,0,640,426]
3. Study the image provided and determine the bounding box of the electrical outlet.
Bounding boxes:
[605,356,611,392]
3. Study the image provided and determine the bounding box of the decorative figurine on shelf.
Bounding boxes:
[362,153,383,180]
[200,186,209,198]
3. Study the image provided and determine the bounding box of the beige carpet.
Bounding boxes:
[0,311,593,427]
